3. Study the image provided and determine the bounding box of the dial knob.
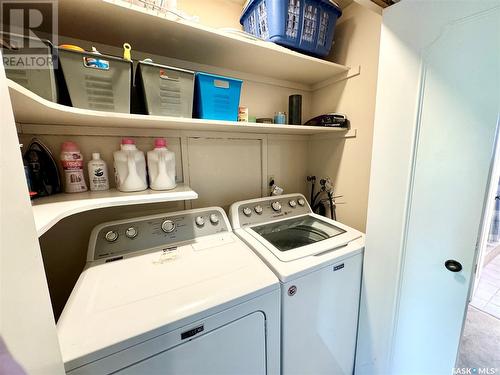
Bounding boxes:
[271,201,282,212]
[289,200,297,208]
[195,216,205,227]
[210,213,219,224]
[243,207,252,217]
[161,220,176,233]
[298,198,306,206]
[104,230,118,242]
[254,205,263,214]
[125,227,138,239]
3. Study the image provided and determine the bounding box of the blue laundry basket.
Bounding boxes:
[240,0,342,57]
[194,72,242,121]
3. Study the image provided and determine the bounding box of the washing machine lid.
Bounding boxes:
[57,232,278,369]
[246,214,362,262]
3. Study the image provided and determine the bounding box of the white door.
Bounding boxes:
[472,148,500,296]
[356,2,500,375]
[0,56,64,373]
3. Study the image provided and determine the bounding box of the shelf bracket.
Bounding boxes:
[311,65,361,91]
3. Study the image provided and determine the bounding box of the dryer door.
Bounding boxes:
[115,311,266,375]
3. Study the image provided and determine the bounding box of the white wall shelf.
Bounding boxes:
[9,80,350,136]
[33,185,198,236]
[57,0,350,87]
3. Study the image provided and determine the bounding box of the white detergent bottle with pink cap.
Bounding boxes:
[113,138,147,192]
[147,138,176,190]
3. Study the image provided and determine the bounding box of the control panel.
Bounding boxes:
[89,208,229,261]
[235,194,311,227]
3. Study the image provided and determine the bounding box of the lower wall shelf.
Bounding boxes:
[32,185,198,236]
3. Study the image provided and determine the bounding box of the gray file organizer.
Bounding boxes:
[136,61,194,117]
[1,32,58,102]
[58,48,132,113]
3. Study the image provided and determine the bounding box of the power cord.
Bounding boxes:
[307,175,316,204]
[269,178,284,196]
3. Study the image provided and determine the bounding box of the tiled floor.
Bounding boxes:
[457,305,500,370]
[471,253,500,319]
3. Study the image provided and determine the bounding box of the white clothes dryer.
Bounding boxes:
[57,207,280,375]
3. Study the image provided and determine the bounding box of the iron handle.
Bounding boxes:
[445,259,462,273]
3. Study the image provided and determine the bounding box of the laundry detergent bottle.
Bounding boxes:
[60,141,88,193]
[113,138,147,192]
[147,138,176,190]
[88,153,109,191]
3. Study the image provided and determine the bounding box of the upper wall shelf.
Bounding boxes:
[57,0,350,87]
[8,80,351,136]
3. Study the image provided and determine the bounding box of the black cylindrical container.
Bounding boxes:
[289,94,302,125]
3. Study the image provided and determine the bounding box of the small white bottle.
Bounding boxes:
[60,141,88,193]
[113,138,148,192]
[147,138,176,190]
[88,153,109,191]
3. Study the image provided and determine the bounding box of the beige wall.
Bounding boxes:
[309,3,382,231]
[177,0,244,29]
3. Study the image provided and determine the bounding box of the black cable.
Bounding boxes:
[269,179,274,196]
[311,191,322,209]
[328,191,335,220]
[312,200,323,213]
[307,176,316,205]
[310,182,315,205]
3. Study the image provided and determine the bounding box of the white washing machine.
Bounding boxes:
[229,194,365,375]
[57,207,280,375]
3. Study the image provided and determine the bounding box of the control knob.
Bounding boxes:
[125,227,138,239]
[271,201,282,212]
[195,216,205,227]
[254,205,263,214]
[289,200,297,208]
[298,198,306,206]
[210,213,219,224]
[243,207,252,217]
[104,230,119,242]
[161,220,176,233]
